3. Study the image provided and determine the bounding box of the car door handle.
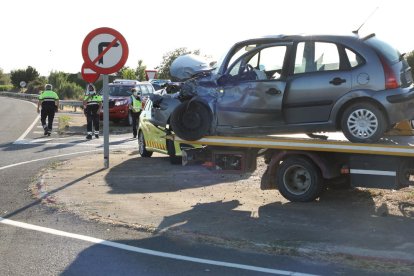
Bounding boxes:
[329,77,346,85]
[266,88,281,95]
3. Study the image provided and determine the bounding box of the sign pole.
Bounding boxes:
[81,27,129,169]
[103,74,109,168]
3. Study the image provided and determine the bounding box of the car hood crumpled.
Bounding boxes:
[170,54,213,81]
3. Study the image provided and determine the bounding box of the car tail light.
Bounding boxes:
[379,55,399,89]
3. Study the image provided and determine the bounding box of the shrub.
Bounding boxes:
[0,84,13,91]
[58,82,84,100]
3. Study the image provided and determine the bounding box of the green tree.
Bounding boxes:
[0,68,10,85]
[406,51,414,79]
[48,71,83,99]
[10,69,27,88]
[157,48,201,80]
[10,66,40,88]
[48,71,68,90]
[59,82,84,100]
[116,67,136,80]
[26,77,47,94]
[135,60,147,81]
[25,66,40,81]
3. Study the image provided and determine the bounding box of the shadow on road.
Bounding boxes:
[3,168,105,220]
[104,156,253,194]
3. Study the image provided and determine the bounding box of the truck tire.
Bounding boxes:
[398,159,414,187]
[170,101,212,141]
[341,102,387,143]
[138,131,153,157]
[276,156,323,202]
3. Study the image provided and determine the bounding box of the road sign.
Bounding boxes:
[19,81,26,88]
[145,70,157,80]
[81,63,100,83]
[82,27,129,75]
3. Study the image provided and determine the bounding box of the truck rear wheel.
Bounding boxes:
[276,156,323,202]
[398,159,414,187]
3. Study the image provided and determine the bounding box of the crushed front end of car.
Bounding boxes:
[149,54,220,140]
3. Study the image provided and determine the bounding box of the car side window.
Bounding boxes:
[146,84,155,93]
[135,85,142,95]
[294,41,340,74]
[140,85,149,97]
[229,45,287,80]
[345,48,364,68]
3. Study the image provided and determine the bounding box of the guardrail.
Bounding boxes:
[0,91,83,111]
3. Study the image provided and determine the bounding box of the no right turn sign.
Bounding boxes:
[82,27,129,75]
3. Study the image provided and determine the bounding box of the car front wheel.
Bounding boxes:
[138,131,153,157]
[341,102,387,143]
[170,101,212,141]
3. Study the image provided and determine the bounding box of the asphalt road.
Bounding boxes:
[0,96,384,276]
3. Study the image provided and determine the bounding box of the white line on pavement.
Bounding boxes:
[0,149,102,171]
[0,217,315,276]
[16,102,39,142]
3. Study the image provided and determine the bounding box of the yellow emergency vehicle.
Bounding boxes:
[138,97,199,164]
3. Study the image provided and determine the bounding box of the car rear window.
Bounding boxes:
[364,37,401,64]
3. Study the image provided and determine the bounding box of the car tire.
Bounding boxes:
[138,131,153,157]
[341,102,387,143]
[170,101,212,141]
[276,156,323,202]
[166,139,182,165]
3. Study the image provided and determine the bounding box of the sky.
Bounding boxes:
[1,0,413,76]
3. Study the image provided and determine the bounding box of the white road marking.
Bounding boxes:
[16,101,39,142]
[0,217,316,276]
[7,100,315,275]
[0,149,102,171]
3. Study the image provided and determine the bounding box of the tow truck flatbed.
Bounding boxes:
[171,132,414,202]
[175,133,414,157]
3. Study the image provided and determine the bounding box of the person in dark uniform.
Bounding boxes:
[129,88,142,138]
[37,84,59,136]
[83,84,102,140]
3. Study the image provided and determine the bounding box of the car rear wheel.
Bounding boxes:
[138,131,153,157]
[276,156,324,202]
[341,102,387,143]
[170,101,212,141]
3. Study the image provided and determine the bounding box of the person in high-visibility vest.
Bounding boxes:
[83,84,102,140]
[129,88,142,138]
[37,84,59,136]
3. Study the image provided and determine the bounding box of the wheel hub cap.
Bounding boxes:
[347,109,378,138]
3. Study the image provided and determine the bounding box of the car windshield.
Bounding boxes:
[108,85,134,96]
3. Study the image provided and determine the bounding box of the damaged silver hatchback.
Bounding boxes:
[149,34,414,143]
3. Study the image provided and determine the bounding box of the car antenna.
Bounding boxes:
[352,6,379,35]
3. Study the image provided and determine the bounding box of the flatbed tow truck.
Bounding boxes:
[170,122,414,202]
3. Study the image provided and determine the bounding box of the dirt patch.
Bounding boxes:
[33,149,414,273]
